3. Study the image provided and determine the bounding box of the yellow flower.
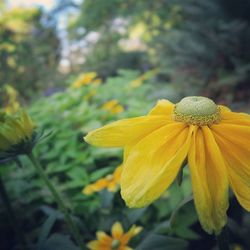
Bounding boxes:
[101,100,124,114]
[84,96,250,234]
[87,222,142,250]
[83,165,122,195]
[0,110,35,153]
[71,72,101,89]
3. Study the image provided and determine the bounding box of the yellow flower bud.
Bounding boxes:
[0,110,35,155]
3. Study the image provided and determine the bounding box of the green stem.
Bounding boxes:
[27,152,85,250]
[216,227,230,250]
[0,176,26,249]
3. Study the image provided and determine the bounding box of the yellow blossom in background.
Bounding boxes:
[71,72,101,89]
[101,100,124,114]
[0,110,35,152]
[83,165,122,195]
[84,96,250,234]
[129,69,158,88]
[2,84,20,114]
[87,221,142,250]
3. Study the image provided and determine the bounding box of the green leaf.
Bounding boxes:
[37,214,57,250]
[126,208,147,224]
[90,167,114,181]
[137,234,188,250]
[40,233,80,250]
[99,189,114,208]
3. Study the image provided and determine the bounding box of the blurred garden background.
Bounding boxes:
[0,0,250,249]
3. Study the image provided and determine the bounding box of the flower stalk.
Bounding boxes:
[27,152,85,250]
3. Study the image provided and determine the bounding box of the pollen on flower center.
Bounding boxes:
[173,96,221,126]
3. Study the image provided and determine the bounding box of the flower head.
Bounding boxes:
[84,96,250,234]
[87,222,142,250]
[83,165,122,195]
[0,110,36,159]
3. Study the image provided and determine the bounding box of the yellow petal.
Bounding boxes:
[20,111,35,138]
[219,106,250,126]
[148,99,174,116]
[96,231,112,243]
[201,127,229,234]
[84,116,169,148]
[213,130,250,211]
[211,124,250,151]
[188,128,214,233]
[121,123,192,208]
[219,105,231,113]
[93,179,110,189]
[128,225,142,236]
[107,182,118,192]
[113,165,122,180]
[213,131,250,183]
[112,222,124,239]
[83,178,109,195]
[120,225,142,245]
[82,185,95,195]
[227,168,250,211]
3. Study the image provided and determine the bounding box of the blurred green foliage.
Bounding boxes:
[72,0,250,104]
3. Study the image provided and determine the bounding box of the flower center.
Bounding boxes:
[173,96,221,126]
[111,239,121,250]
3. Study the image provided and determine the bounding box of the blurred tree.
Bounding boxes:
[0,6,60,100]
[153,0,250,104]
[71,0,250,104]
[68,0,158,76]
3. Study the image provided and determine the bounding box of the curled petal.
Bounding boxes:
[148,99,174,117]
